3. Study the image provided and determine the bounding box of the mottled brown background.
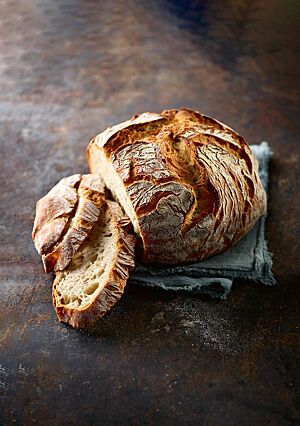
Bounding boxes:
[0,0,299,425]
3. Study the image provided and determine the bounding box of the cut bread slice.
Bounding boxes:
[52,200,136,329]
[32,174,81,256]
[33,174,106,273]
[42,175,106,272]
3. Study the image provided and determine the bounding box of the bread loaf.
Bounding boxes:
[87,108,267,264]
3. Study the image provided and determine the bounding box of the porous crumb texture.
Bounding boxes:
[54,207,112,309]
[87,108,267,264]
[53,201,136,329]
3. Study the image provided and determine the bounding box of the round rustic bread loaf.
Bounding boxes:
[87,108,267,264]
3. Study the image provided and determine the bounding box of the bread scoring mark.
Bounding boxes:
[111,141,172,184]
[162,108,253,173]
[93,112,164,150]
[103,119,166,156]
[137,191,175,217]
[196,143,259,246]
[158,131,219,234]
[128,181,193,217]
[204,134,253,174]
[165,108,247,148]
[241,171,255,199]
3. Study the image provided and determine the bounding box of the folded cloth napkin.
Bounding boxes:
[130,142,276,298]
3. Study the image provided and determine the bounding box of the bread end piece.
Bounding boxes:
[33,174,106,273]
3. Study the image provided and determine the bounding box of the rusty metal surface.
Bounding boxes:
[0,0,299,425]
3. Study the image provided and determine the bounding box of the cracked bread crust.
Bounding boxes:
[33,174,106,272]
[32,174,81,256]
[87,108,267,264]
[53,200,136,329]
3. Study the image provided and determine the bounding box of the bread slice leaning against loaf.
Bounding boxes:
[53,199,135,329]
[33,174,136,329]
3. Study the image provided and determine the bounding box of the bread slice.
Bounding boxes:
[52,200,136,329]
[32,174,106,272]
[32,174,81,256]
[42,175,106,272]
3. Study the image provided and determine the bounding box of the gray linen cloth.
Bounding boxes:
[130,142,276,298]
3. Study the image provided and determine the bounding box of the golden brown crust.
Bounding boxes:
[87,108,267,264]
[32,174,81,255]
[33,174,106,272]
[52,200,136,329]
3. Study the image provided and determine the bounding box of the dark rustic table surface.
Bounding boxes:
[0,1,299,425]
